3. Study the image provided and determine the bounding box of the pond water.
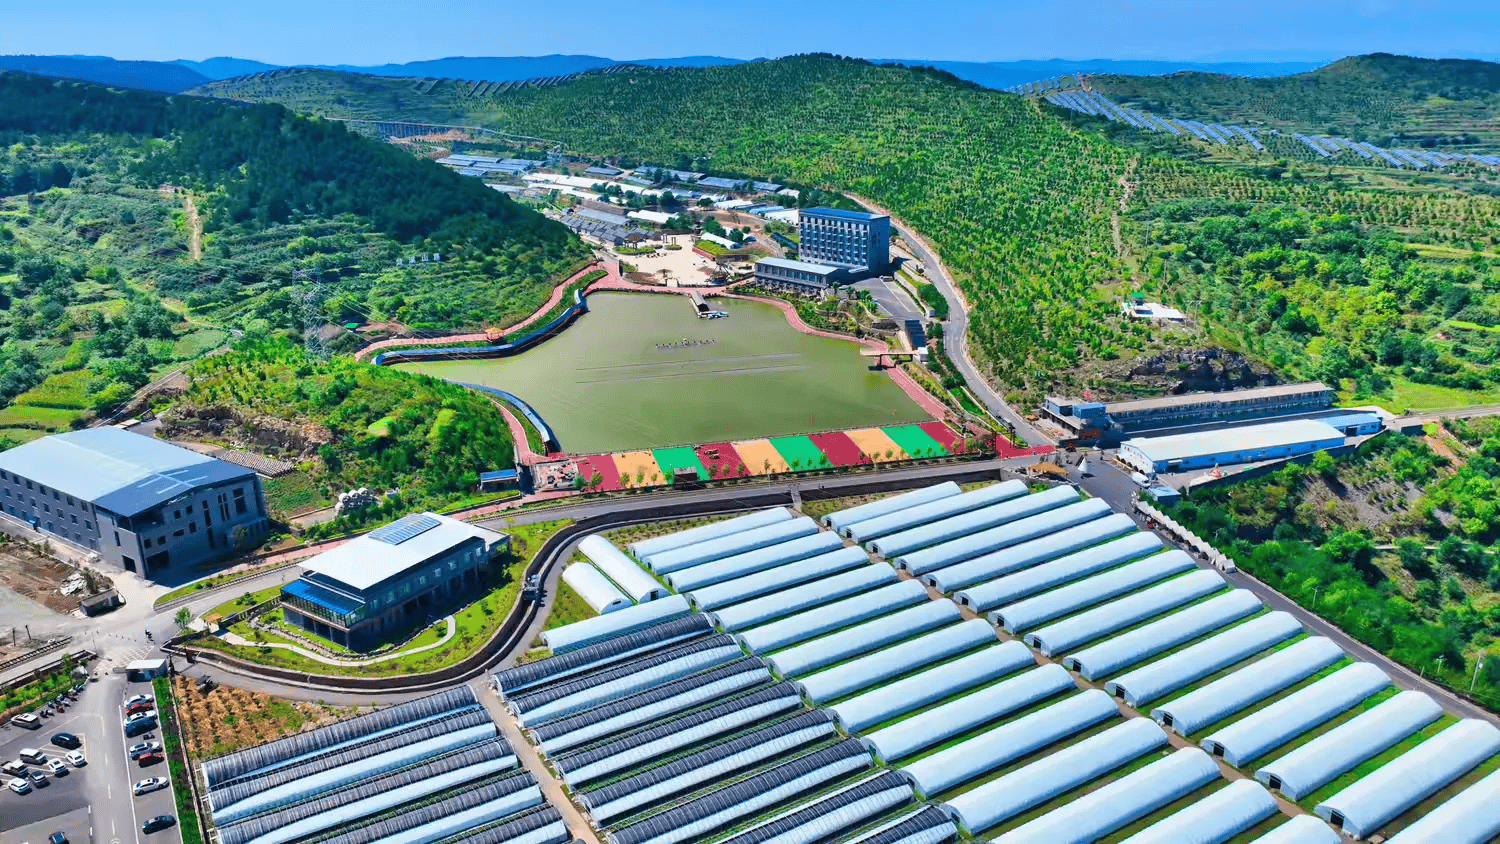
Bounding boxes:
[396,292,929,454]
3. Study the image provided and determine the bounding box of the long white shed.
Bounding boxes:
[683,546,868,610]
[1149,637,1347,736]
[628,507,793,558]
[868,486,1085,560]
[1024,568,1225,656]
[561,563,633,614]
[822,482,960,530]
[1387,766,1500,844]
[766,601,962,678]
[709,563,898,632]
[992,550,1199,633]
[1200,662,1390,767]
[828,641,1036,733]
[1117,779,1278,844]
[645,517,820,574]
[665,531,844,591]
[578,535,670,602]
[945,528,1161,606]
[1064,590,1263,680]
[842,481,1026,542]
[733,577,924,653]
[1103,611,1303,707]
[894,498,1112,575]
[796,619,996,704]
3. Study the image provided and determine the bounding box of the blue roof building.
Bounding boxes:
[798,207,891,272]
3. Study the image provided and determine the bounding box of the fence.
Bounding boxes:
[1134,500,1235,572]
[1,648,95,694]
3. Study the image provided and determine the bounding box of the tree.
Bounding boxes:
[173,607,192,630]
[1396,538,1432,578]
[1311,450,1337,477]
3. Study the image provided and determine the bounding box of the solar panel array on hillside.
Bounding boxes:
[500,488,1500,844]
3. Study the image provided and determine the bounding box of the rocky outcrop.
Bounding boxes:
[1107,348,1279,397]
[159,405,332,459]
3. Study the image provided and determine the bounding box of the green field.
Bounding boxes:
[881,425,947,458]
[651,447,708,481]
[396,293,929,454]
[769,436,826,471]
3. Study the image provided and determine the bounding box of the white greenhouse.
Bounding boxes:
[684,546,868,610]
[939,718,1168,835]
[628,507,794,558]
[1116,779,1278,844]
[1103,611,1303,707]
[665,532,845,591]
[868,486,1085,560]
[894,498,1113,575]
[822,482,960,531]
[946,528,1162,607]
[1246,816,1341,844]
[645,517,821,574]
[842,481,1025,542]
[1024,568,1226,656]
[735,578,927,653]
[796,619,996,704]
[579,535,670,602]
[1149,636,1347,736]
[709,563,900,632]
[991,550,1199,633]
[766,601,962,678]
[561,563,633,614]
[1065,590,1263,680]
[1200,661,1391,766]
[1386,767,1500,844]
[540,594,691,653]
[828,641,1036,733]
[1254,690,1445,800]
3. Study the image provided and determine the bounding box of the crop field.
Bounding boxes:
[395,292,928,454]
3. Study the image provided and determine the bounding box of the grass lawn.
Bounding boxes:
[1382,375,1500,412]
[262,473,328,517]
[651,446,708,482]
[0,403,84,430]
[171,328,229,358]
[769,435,828,472]
[545,579,599,631]
[155,561,294,608]
[207,584,283,619]
[880,425,948,458]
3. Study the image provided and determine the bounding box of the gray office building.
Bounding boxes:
[0,428,268,576]
[798,207,891,272]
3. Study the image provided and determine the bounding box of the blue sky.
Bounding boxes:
[1,0,1496,65]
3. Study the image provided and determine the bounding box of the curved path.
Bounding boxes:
[845,193,1047,445]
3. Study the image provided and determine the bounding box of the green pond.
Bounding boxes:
[396,292,929,454]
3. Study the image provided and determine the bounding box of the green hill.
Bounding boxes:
[0,72,588,442]
[1091,53,1500,149]
[197,55,1500,411]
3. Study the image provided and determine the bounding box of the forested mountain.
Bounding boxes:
[200,54,1500,412]
[0,71,587,444]
[1092,53,1500,148]
[0,56,209,92]
[880,57,1327,91]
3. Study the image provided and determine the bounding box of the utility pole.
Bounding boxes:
[297,269,329,363]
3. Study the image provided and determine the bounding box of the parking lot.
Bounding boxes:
[2,672,181,844]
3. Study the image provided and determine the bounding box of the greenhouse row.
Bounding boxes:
[201,688,574,844]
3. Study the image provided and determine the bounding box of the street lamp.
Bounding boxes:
[1472,655,1487,694]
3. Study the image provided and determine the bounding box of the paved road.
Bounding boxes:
[848,277,920,323]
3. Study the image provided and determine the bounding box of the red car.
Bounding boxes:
[136,752,163,767]
[125,702,154,716]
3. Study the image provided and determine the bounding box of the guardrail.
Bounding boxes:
[1,648,94,694]
[0,636,72,675]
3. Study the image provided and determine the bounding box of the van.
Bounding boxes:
[1,760,25,776]
[19,748,46,765]
[10,712,41,730]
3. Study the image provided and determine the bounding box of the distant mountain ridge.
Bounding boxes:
[0,54,209,93]
[877,58,1331,90]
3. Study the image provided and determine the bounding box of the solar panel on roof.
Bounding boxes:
[370,514,442,545]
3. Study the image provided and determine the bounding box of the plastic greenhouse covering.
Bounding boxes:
[1387,767,1500,844]
[209,716,500,823]
[442,807,567,844]
[842,481,1025,542]
[894,498,1111,575]
[942,526,1159,603]
[845,806,959,844]
[940,718,1168,834]
[607,739,871,844]
[797,619,995,704]
[900,689,1119,796]
[1245,816,1341,844]
[1200,662,1390,767]
[735,578,926,653]
[868,486,1083,560]
[495,615,712,696]
[541,594,690,653]
[716,771,914,844]
[1065,590,1263,680]
[516,645,742,725]
[1254,690,1445,800]
[580,535,670,602]
[861,663,1075,762]
[829,640,1035,732]
[823,482,960,531]
[583,711,835,823]
[767,601,962,678]
[562,563,633,614]
[1117,779,1278,844]
[554,684,803,787]
[645,517,820,574]
[216,739,520,844]
[1150,636,1346,736]
[666,532,845,591]
[711,564,902,632]
[204,686,478,788]
[1103,611,1304,707]
[992,550,1199,633]
[507,638,735,716]
[685,547,867,610]
[629,507,793,558]
[1312,719,1500,837]
[993,748,1221,844]
[1024,568,1226,655]
[536,662,771,754]
[313,776,544,844]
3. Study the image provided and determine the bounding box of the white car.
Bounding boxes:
[133,777,167,796]
[123,710,156,727]
[7,777,30,795]
[64,751,86,768]
[45,758,68,776]
[125,694,153,708]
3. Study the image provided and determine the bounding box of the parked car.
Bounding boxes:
[123,710,155,727]
[132,777,167,796]
[64,751,86,767]
[124,718,157,738]
[18,749,45,765]
[45,758,67,776]
[7,777,30,795]
[49,833,68,844]
[125,701,155,716]
[128,741,161,760]
[136,751,164,767]
[9,712,41,730]
[1,760,25,777]
[142,816,176,834]
[124,694,153,708]
[26,770,48,787]
[50,732,80,749]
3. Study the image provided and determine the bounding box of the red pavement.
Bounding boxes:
[997,439,1055,458]
[694,442,748,480]
[919,421,962,451]
[572,454,624,492]
[808,431,865,467]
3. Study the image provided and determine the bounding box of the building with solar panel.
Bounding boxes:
[280,512,510,648]
[0,427,268,576]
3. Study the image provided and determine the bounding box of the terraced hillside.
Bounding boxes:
[1091,53,1500,150]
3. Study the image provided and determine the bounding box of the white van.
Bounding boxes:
[9,712,41,729]
[18,748,46,765]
